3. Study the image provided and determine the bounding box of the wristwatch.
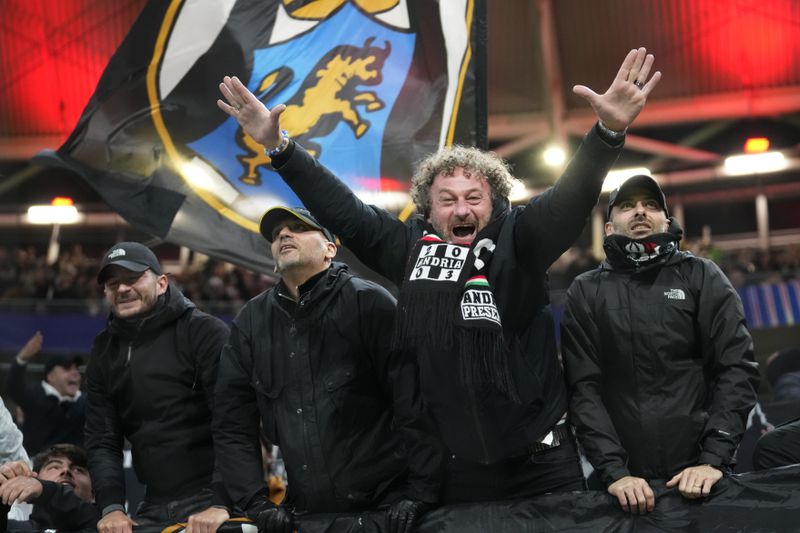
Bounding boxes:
[596,120,627,143]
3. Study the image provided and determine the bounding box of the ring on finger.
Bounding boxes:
[633,80,645,90]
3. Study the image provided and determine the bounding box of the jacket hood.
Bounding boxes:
[107,283,194,339]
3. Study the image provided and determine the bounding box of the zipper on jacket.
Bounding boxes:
[125,317,148,366]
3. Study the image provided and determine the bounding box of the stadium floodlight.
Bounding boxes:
[542,145,567,167]
[723,151,787,176]
[26,197,82,224]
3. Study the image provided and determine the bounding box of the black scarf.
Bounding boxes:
[604,217,683,271]
[392,213,519,401]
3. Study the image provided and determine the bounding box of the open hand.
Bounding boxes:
[573,47,661,132]
[217,75,286,149]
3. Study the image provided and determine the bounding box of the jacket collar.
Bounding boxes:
[107,284,193,339]
[41,381,81,403]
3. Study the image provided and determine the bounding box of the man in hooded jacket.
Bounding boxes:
[85,242,231,533]
[562,175,760,514]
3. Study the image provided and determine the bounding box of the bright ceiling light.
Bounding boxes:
[601,167,652,193]
[542,145,566,167]
[27,204,82,224]
[723,151,787,176]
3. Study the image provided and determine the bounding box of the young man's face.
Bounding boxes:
[38,456,93,502]
[427,167,493,245]
[270,220,335,275]
[605,188,668,239]
[102,267,168,319]
[46,364,81,397]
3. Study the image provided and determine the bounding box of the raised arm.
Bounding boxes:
[514,48,661,269]
[5,332,43,409]
[218,76,412,283]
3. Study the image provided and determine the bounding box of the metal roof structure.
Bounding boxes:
[0,0,798,246]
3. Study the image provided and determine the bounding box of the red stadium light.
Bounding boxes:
[744,137,770,154]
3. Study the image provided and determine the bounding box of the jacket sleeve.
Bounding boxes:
[212,308,266,510]
[513,125,622,271]
[695,260,760,468]
[83,337,126,514]
[562,279,631,487]
[5,361,31,410]
[187,311,233,508]
[0,396,28,465]
[359,283,442,503]
[273,141,413,284]
[32,480,99,530]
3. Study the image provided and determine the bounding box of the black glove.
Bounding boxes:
[386,499,433,533]
[244,492,294,533]
[256,506,294,533]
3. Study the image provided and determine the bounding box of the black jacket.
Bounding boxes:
[5,480,98,532]
[214,263,440,513]
[271,126,622,464]
[5,362,85,455]
[84,285,230,512]
[562,248,760,487]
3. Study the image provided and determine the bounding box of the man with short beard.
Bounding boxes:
[85,242,231,533]
[218,48,661,502]
[1,444,97,531]
[214,208,440,533]
[562,175,760,514]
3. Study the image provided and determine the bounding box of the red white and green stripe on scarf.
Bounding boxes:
[392,219,518,401]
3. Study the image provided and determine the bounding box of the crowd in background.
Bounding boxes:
[0,244,275,313]
[1,242,799,312]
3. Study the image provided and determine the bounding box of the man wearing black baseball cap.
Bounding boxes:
[85,242,232,533]
[562,175,759,514]
[605,174,668,226]
[259,206,335,244]
[4,332,86,455]
[214,207,440,533]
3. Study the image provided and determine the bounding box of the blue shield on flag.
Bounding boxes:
[188,3,415,209]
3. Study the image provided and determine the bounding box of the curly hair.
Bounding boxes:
[33,443,88,473]
[410,145,515,216]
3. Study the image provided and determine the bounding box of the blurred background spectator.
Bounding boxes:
[4,332,85,456]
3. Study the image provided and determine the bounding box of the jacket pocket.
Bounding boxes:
[252,375,283,439]
[323,365,358,411]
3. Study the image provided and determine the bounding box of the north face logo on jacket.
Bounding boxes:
[664,288,686,300]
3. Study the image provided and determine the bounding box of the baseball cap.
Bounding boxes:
[97,242,162,283]
[259,207,334,243]
[44,354,83,375]
[606,175,669,221]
